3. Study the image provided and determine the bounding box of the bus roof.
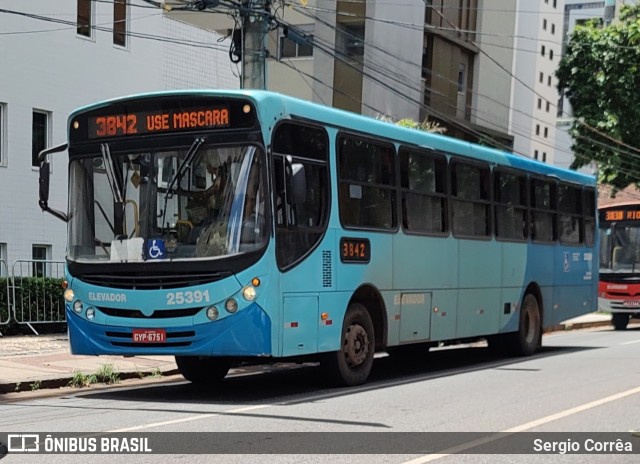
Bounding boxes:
[70,89,596,187]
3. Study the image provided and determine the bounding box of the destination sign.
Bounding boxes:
[602,209,640,222]
[85,107,230,139]
[69,96,258,143]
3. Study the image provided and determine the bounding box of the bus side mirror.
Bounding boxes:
[37,144,69,222]
[39,161,50,205]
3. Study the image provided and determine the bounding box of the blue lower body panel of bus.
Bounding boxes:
[67,303,272,357]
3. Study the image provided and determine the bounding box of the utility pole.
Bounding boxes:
[241,0,269,90]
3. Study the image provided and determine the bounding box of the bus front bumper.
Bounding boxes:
[67,303,272,357]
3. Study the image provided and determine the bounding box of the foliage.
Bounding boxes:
[95,364,120,384]
[556,5,640,190]
[0,277,65,333]
[377,115,447,134]
[68,371,97,388]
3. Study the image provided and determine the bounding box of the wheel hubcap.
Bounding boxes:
[344,323,369,367]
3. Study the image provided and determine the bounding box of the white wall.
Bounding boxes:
[510,0,563,162]
[0,0,237,266]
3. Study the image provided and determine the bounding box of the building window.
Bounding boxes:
[543,19,547,30]
[113,0,128,47]
[550,49,554,61]
[544,127,549,138]
[543,152,547,162]
[551,24,556,34]
[553,0,557,8]
[534,150,539,160]
[32,110,50,168]
[548,75,552,87]
[541,45,546,56]
[77,0,93,38]
[32,245,49,277]
[457,63,466,93]
[338,23,365,58]
[536,124,540,136]
[279,26,314,59]
[0,103,5,166]
[546,101,551,112]
[539,72,544,83]
[537,98,542,109]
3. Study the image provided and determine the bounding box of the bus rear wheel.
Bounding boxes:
[506,293,541,356]
[321,303,375,387]
[612,313,630,331]
[175,356,231,384]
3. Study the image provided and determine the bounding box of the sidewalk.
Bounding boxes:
[0,312,614,395]
[0,336,179,394]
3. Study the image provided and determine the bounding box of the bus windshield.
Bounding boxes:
[68,140,267,262]
[600,223,640,273]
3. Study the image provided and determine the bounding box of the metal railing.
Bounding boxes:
[7,259,66,334]
[0,260,9,327]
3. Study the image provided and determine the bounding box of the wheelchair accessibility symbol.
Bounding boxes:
[147,239,166,259]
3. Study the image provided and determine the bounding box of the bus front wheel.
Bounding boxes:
[507,293,541,356]
[321,303,375,387]
[612,313,630,331]
[175,356,231,384]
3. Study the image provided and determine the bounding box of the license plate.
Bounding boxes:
[622,301,640,308]
[132,328,166,343]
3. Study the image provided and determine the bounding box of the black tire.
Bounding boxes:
[175,356,231,384]
[612,313,630,331]
[321,303,375,387]
[505,293,541,356]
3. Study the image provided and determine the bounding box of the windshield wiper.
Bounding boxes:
[165,137,206,199]
[100,143,123,204]
[160,137,206,234]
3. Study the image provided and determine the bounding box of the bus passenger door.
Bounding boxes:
[399,292,432,343]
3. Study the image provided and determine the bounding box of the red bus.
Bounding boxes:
[599,202,640,329]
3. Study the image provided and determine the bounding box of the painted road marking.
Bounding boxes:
[620,339,640,345]
[401,385,640,463]
[109,404,272,432]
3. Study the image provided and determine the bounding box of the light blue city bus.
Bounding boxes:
[38,90,597,386]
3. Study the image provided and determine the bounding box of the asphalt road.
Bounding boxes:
[2,326,640,463]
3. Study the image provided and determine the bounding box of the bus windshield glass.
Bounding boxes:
[67,141,267,262]
[600,223,640,273]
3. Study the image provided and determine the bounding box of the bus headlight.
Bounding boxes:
[225,298,238,313]
[64,289,75,302]
[73,300,83,313]
[86,307,96,320]
[243,286,256,301]
[206,306,219,321]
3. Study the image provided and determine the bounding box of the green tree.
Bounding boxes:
[556,5,640,190]
[377,115,446,134]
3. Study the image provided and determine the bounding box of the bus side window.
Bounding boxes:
[530,178,557,242]
[450,160,491,238]
[399,147,447,234]
[338,134,396,230]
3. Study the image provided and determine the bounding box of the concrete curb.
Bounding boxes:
[544,319,612,334]
[0,368,180,395]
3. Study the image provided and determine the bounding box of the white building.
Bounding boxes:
[0,0,237,273]
[555,0,617,171]
[508,0,564,164]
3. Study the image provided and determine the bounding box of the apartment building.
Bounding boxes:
[0,0,236,271]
